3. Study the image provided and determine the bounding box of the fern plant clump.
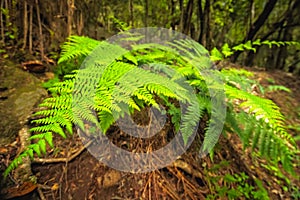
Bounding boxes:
[4,30,299,177]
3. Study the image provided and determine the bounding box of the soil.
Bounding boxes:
[0,62,299,200]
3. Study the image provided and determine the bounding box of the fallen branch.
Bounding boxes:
[33,140,93,164]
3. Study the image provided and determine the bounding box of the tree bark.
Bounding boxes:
[233,0,278,62]
[204,0,211,49]
[129,0,134,27]
[244,0,299,66]
[249,0,254,31]
[29,4,33,54]
[35,0,44,61]
[144,0,148,27]
[182,0,194,35]
[67,0,75,36]
[170,0,176,30]
[246,0,278,41]
[22,1,28,50]
[179,0,184,32]
[0,0,4,45]
[197,0,204,44]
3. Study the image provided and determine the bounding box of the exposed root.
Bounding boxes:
[13,125,34,183]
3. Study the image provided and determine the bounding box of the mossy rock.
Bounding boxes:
[0,61,47,146]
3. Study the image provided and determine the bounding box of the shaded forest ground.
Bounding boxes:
[1,62,300,200]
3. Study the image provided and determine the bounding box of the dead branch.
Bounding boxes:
[33,140,93,164]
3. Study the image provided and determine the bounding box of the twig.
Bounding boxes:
[33,140,93,164]
[37,186,46,200]
[172,159,203,179]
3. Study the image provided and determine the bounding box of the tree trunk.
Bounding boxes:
[233,0,278,62]
[29,4,33,54]
[0,0,4,45]
[197,0,204,44]
[182,0,194,35]
[203,0,211,49]
[129,0,134,27]
[67,0,75,36]
[22,1,28,50]
[246,0,278,41]
[249,0,255,31]
[144,0,148,27]
[170,0,176,30]
[245,0,298,66]
[35,0,44,61]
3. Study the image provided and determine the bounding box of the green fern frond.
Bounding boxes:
[48,80,74,94]
[32,115,73,134]
[225,85,295,146]
[39,94,72,109]
[3,151,30,178]
[225,100,297,174]
[29,132,54,148]
[30,123,67,138]
[58,35,101,64]
[265,85,291,93]
[98,111,116,133]
[181,96,207,144]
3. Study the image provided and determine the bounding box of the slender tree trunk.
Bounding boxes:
[262,0,299,40]
[129,0,134,27]
[233,0,278,62]
[29,5,33,54]
[35,0,44,60]
[76,11,84,35]
[170,0,176,30]
[245,0,298,66]
[275,19,293,70]
[144,0,148,27]
[247,0,278,41]
[67,0,75,36]
[204,0,211,49]
[182,0,194,35]
[249,0,254,31]
[0,0,4,45]
[22,1,28,50]
[199,0,210,46]
[197,0,204,44]
[179,0,184,32]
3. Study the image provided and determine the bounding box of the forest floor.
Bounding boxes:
[0,62,300,200]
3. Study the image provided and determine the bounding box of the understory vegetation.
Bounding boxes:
[4,34,299,188]
[1,0,300,199]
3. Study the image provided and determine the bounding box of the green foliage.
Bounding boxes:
[110,16,131,31]
[210,40,300,62]
[223,70,297,174]
[42,76,60,89]
[58,35,101,64]
[265,85,291,93]
[291,186,300,199]
[4,35,299,179]
[206,172,270,200]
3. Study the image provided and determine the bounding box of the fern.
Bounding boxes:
[4,34,299,178]
[211,40,300,62]
[265,85,291,93]
[223,70,297,174]
[58,35,101,64]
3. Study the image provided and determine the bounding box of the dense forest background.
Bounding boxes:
[1,1,300,199]
[0,0,299,73]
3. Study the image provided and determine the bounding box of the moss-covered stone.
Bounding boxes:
[0,61,47,146]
